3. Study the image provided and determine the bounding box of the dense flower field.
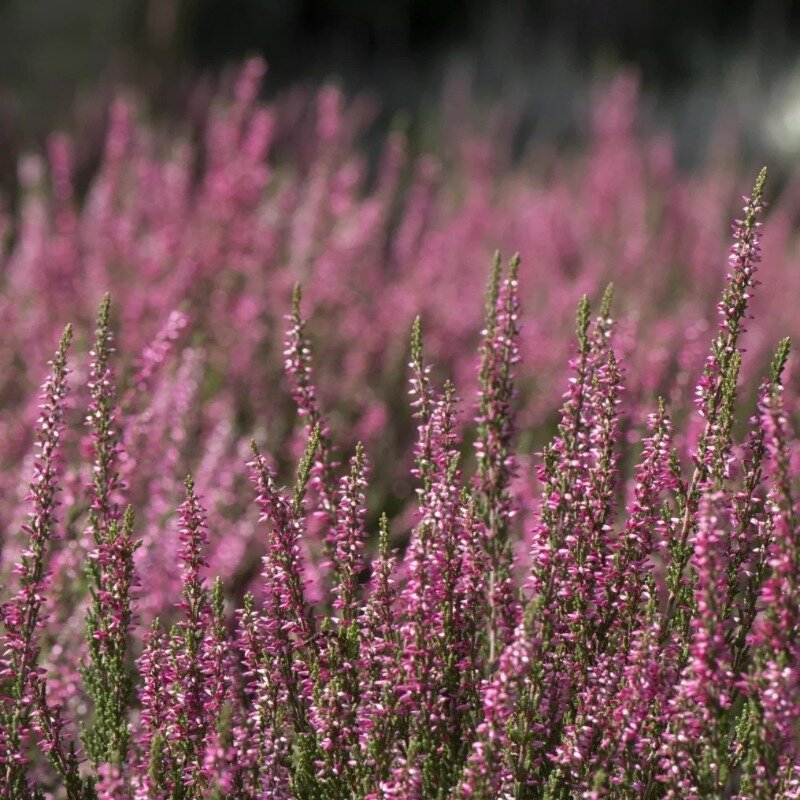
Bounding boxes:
[2,59,800,798]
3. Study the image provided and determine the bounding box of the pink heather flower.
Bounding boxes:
[603,402,675,629]
[331,444,368,624]
[356,515,400,786]
[0,57,799,800]
[136,621,172,756]
[397,381,462,726]
[199,579,231,761]
[248,438,318,734]
[658,490,736,797]
[379,750,424,800]
[693,168,766,483]
[0,327,73,791]
[85,295,124,535]
[236,593,292,798]
[456,622,537,798]
[129,309,189,397]
[733,359,800,796]
[95,762,131,800]
[283,284,340,580]
[164,476,213,786]
[474,253,522,657]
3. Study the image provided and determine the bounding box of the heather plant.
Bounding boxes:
[4,54,800,797]
[0,61,799,610]
[2,159,800,799]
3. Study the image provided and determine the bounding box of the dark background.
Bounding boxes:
[0,0,799,177]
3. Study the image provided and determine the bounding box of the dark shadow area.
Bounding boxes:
[0,0,798,202]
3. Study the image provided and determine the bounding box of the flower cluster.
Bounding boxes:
[1,59,800,800]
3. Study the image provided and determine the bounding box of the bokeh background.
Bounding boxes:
[2,0,800,198]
